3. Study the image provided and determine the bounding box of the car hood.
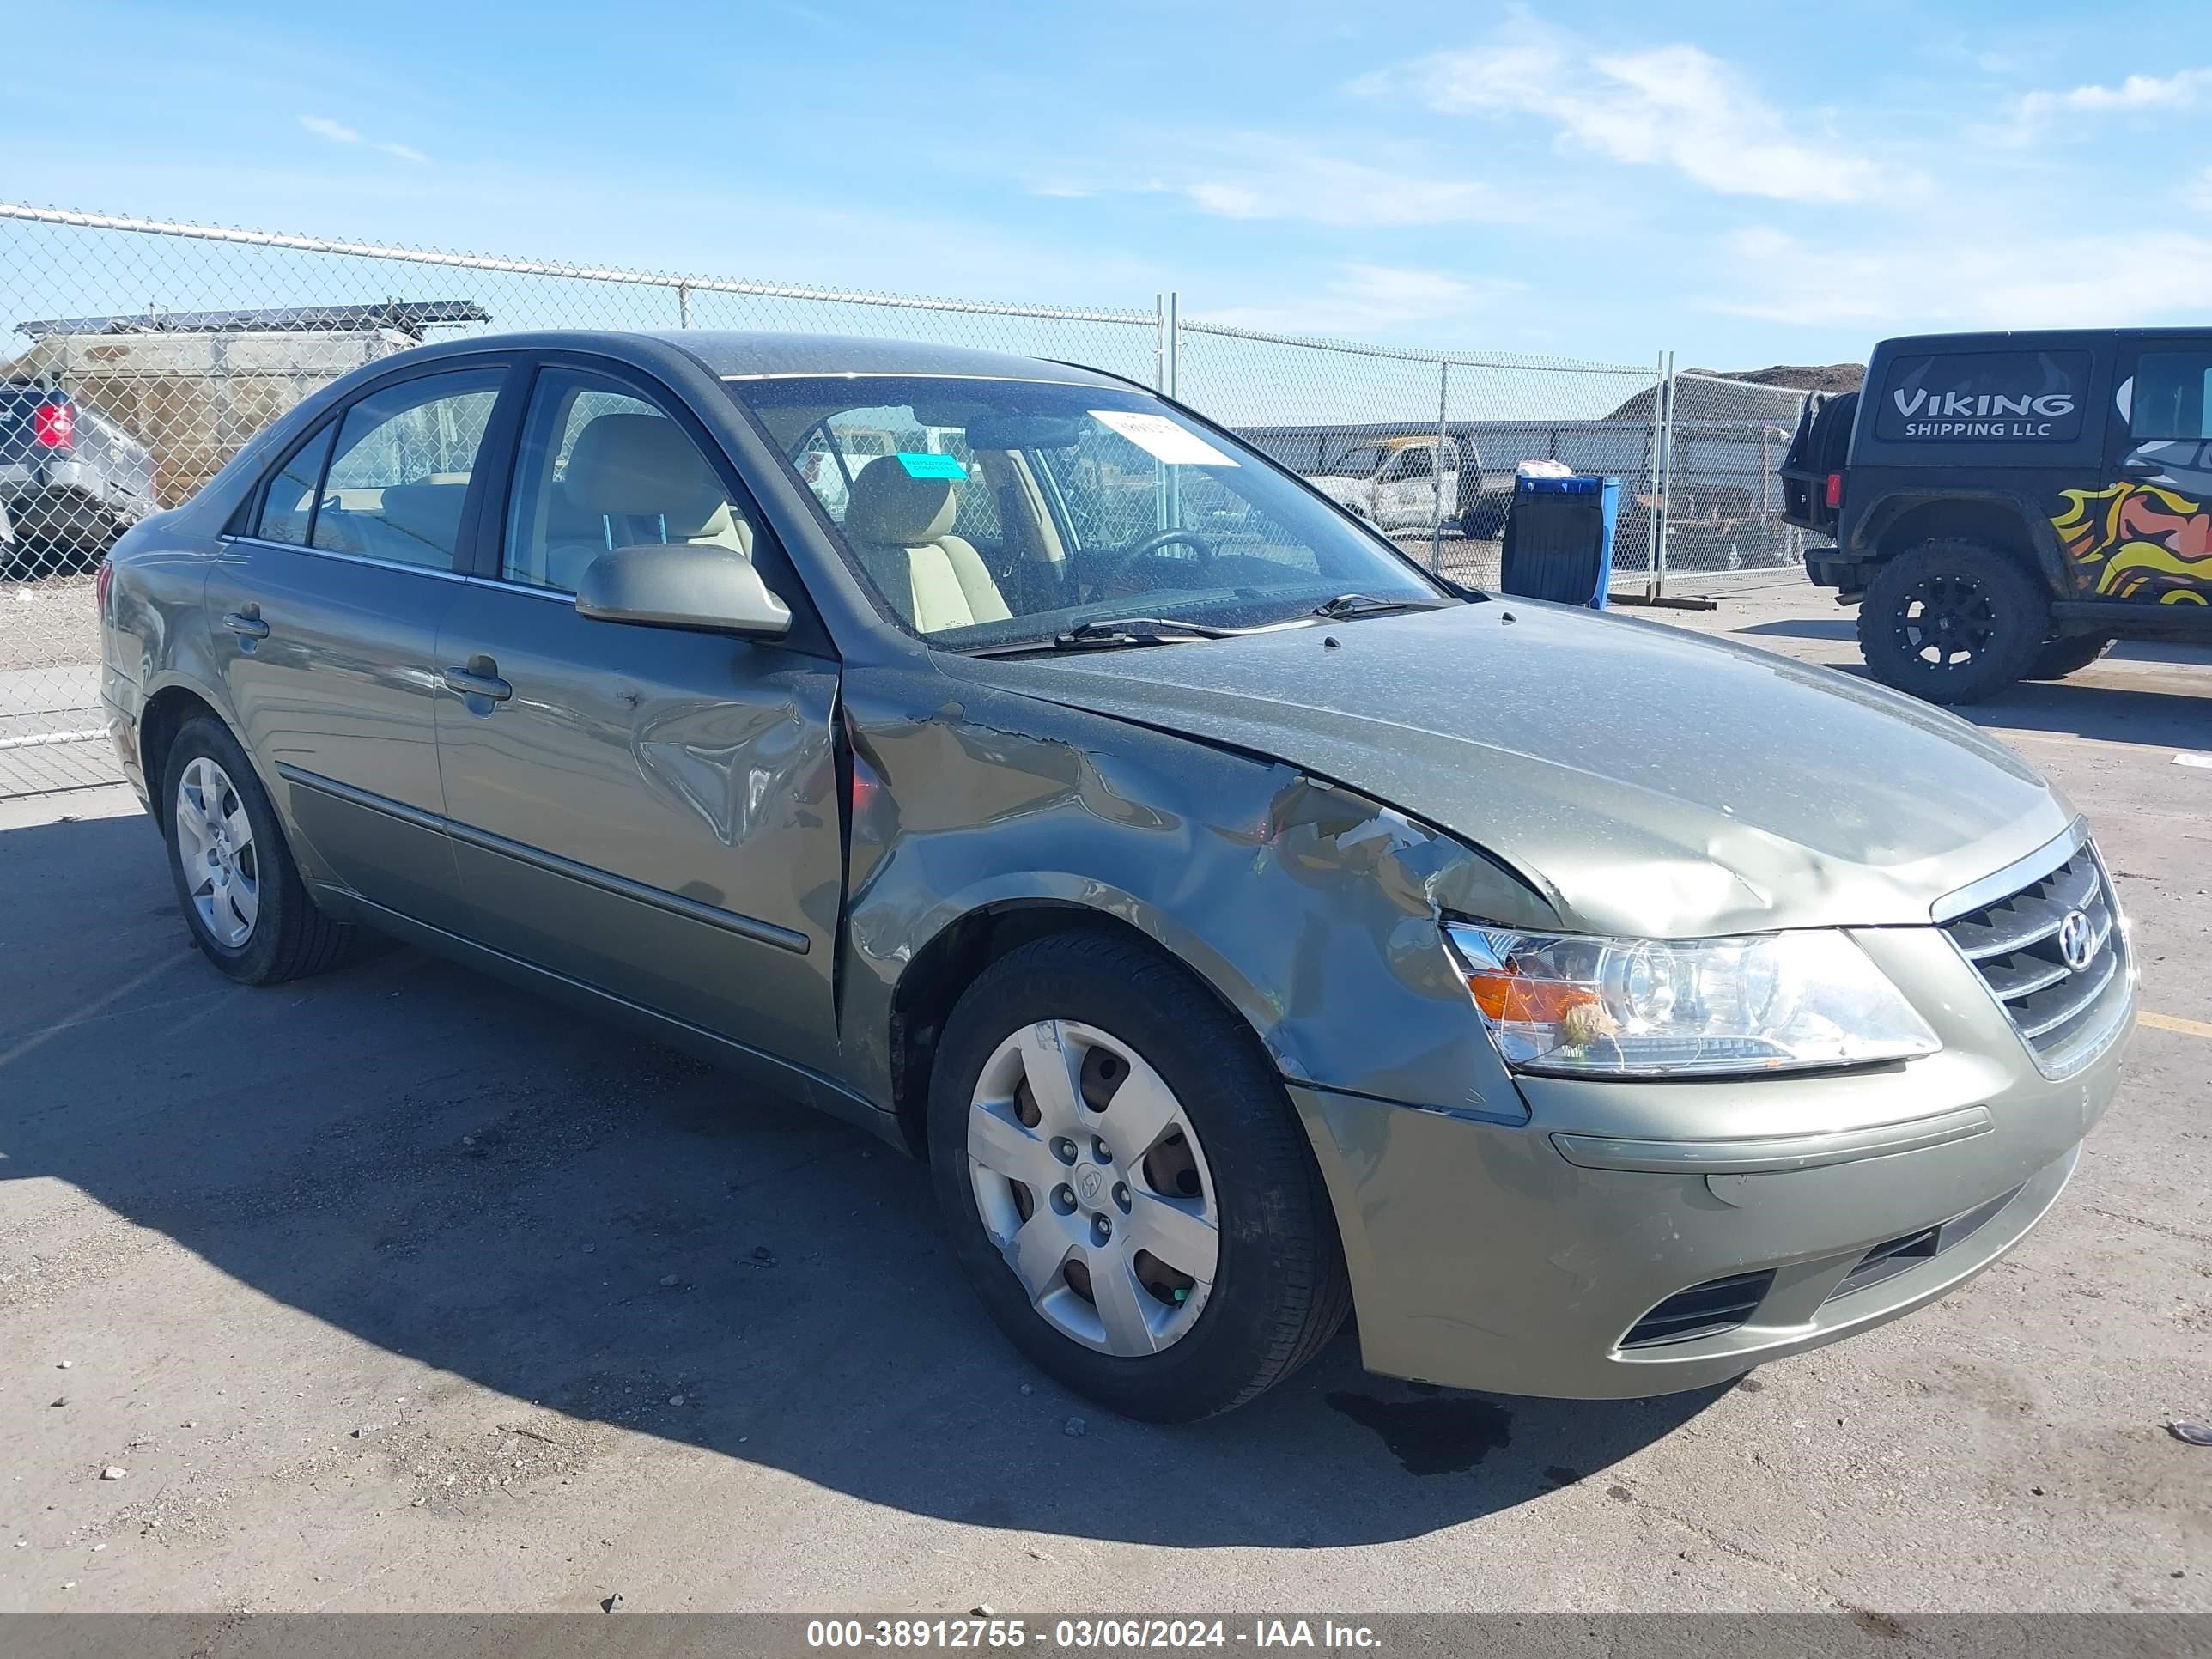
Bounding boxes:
[949,602,2072,937]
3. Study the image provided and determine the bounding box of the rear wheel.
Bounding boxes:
[161,716,353,984]
[927,931,1350,1421]
[2025,634,2114,680]
[1857,538,2048,704]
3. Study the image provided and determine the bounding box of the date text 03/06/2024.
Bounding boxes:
[804,1617,1382,1650]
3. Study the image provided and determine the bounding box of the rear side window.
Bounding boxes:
[253,424,334,546]
[1873,349,2093,444]
[312,370,503,569]
[2129,353,2212,441]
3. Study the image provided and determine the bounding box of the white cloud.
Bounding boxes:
[1031,137,1522,229]
[1360,24,1893,204]
[1192,263,1520,338]
[298,114,428,164]
[1714,223,2212,330]
[1181,150,1522,228]
[1989,66,2212,145]
[2023,66,2212,118]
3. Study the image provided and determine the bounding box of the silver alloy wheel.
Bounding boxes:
[967,1018,1220,1357]
[173,756,260,950]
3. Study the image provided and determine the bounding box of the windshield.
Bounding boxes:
[728,375,1446,649]
[1322,444,1387,477]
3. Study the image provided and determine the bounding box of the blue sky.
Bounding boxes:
[9,0,2212,369]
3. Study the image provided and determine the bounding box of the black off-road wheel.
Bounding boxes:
[1857,539,2050,704]
[927,931,1351,1422]
[2024,634,2115,680]
[160,715,355,984]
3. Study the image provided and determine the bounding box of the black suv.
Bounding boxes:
[1783,329,2212,702]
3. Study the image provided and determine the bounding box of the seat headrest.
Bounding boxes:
[563,413,730,538]
[377,482,468,555]
[846,455,957,545]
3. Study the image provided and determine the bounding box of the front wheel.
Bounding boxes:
[927,932,1350,1421]
[1856,538,2049,704]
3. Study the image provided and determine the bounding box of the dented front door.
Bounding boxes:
[432,583,843,1073]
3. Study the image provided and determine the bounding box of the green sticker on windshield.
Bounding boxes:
[896,452,968,481]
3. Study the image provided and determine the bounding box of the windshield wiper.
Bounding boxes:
[1311,592,1456,619]
[1063,616,1247,642]
[961,616,1251,658]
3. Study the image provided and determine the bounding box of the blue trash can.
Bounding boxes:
[1498,475,1620,609]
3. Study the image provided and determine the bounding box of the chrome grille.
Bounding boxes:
[1940,836,2130,1076]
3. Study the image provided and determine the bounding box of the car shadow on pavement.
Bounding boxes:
[1719,637,2211,750]
[0,810,1721,1549]
[1733,618,2212,674]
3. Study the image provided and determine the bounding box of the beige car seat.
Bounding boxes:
[544,413,754,591]
[843,456,1012,631]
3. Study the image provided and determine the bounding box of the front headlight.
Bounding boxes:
[1442,923,1940,1079]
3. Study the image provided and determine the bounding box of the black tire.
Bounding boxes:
[160,715,354,984]
[1856,538,2050,704]
[927,931,1351,1422]
[2025,634,2115,680]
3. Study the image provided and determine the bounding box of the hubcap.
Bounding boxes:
[966,1019,1219,1357]
[1895,572,1998,668]
[173,756,259,949]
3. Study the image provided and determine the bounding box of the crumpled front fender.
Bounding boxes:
[836,668,1545,1121]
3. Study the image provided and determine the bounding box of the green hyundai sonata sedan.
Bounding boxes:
[97,331,2136,1420]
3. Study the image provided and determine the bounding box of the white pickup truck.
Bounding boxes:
[1298,434,1475,533]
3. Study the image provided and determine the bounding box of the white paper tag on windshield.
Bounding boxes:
[1090,410,1238,467]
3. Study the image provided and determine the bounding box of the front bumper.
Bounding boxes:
[1291,925,2133,1399]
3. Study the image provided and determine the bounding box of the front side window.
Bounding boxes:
[503,368,757,593]
[731,375,1443,647]
[312,369,503,569]
[2129,353,2212,441]
[1386,445,1434,481]
[252,423,335,546]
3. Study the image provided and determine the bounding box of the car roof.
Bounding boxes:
[377,329,1139,390]
[1875,326,2212,352]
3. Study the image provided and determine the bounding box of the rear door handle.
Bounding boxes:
[442,659,513,702]
[222,607,270,640]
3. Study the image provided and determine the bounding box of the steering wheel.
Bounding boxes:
[1095,527,1219,589]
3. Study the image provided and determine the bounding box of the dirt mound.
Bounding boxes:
[1710,363,1865,394]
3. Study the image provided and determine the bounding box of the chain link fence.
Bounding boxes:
[1173,315,1666,592]
[1659,369,1812,587]
[0,204,1808,800]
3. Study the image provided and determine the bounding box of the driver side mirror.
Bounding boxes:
[574,544,793,638]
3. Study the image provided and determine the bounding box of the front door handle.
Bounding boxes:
[442,656,513,703]
[222,606,270,640]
